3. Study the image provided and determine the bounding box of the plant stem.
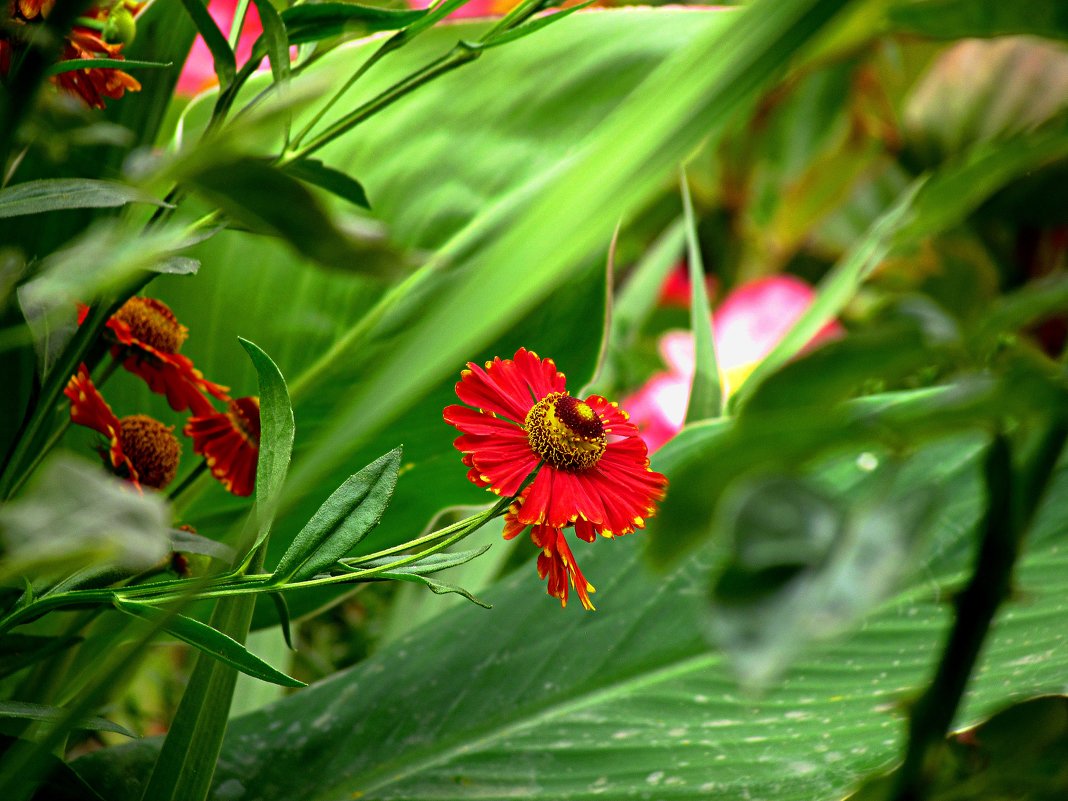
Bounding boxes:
[169,461,210,502]
[891,425,1067,800]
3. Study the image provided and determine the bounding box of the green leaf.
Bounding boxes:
[0,702,136,739]
[680,170,721,421]
[237,338,295,567]
[279,2,426,44]
[178,0,236,90]
[112,599,304,688]
[249,0,289,88]
[185,157,393,273]
[43,58,173,76]
[886,0,1068,40]
[349,545,492,575]
[280,159,370,209]
[74,424,1068,801]
[267,593,294,650]
[0,179,170,219]
[271,448,401,583]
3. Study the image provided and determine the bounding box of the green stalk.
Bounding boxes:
[891,424,1067,800]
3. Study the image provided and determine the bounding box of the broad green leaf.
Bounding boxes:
[0,179,170,219]
[887,0,1068,41]
[280,159,370,209]
[73,423,1068,801]
[112,600,303,688]
[0,702,136,739]
[271,448,401,583]
[680,171,720,421]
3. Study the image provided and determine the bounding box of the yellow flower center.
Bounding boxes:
[113,297,188,354]
[525,392,606,471]
[119,414,181,489]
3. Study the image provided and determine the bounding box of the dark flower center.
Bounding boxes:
[525,393,606,471]
[119,414,181,489]
[113,297,188,354]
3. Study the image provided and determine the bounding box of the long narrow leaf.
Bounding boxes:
[680,169,721,421]
[0,702,136,738]
[0,179,170,219]
[238,338,295,565]
[114,600,303,687]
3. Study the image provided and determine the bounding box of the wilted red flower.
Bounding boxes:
[105,297,229,417]
[444,348,667,610]
[52,27,141,110]
[65,364,182,490]
[184,397,260,497]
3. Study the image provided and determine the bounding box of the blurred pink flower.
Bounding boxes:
[623,275,843,451]
[177,0,264,96]
[411,0,515,18]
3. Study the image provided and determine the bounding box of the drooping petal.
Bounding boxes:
[531,525,595,611]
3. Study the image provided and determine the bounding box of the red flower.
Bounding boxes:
[65,365,182,490]
[52,27,141,110]
[184,397,260,497]
[444,348,667,610]
[105,297,229,417]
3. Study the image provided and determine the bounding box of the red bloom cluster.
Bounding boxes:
[69,297,260,496]
[2,1,143,109]
[445,348,667,610]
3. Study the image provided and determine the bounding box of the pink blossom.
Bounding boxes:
[623,275,843,451]
[177,0,264,96]
[411,0,514,18]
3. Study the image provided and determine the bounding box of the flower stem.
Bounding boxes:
[168,461,209,503]
[890,425,1067,800]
